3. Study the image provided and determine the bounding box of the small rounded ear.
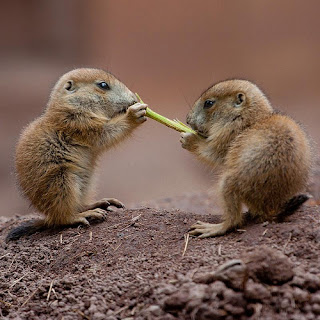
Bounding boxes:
[235,92,246,107]
[64,80,74,91]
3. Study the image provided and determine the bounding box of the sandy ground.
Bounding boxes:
[0,190,320,320]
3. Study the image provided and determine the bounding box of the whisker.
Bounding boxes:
[179,89,193,110]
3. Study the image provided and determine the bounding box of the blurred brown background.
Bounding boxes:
[0,0,319,217]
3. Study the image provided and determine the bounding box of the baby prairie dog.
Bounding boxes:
[180,79,311,238]
[7,68,147,241]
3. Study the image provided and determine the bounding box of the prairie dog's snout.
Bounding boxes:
[105,83,138,112]
[186,107,208,136]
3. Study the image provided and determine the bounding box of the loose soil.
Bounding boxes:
[0,192,320,320]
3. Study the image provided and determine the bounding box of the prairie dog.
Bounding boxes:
[180,79,311,238]
[7,68,147,241]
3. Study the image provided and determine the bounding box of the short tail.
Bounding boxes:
[277,194,311,222]
[6,219,47,242]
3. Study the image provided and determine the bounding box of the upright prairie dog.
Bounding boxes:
[7,68,147,241]
[180,79,311,238]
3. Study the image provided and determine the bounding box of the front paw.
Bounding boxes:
[180,132,199,151]
[127,103,147,124]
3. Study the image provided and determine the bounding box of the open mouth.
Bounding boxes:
[193,128,208,138]
[197,131,208,138]
[118,107,128,115]
[189,124,208,138]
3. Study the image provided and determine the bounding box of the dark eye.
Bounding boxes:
[204,100,216,109]
[97,81,110,90]
[64,80,73,91]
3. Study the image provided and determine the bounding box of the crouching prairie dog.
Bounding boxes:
[6,68,147,241]
[180,79,312,238]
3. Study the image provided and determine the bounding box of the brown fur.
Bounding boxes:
[181,80,312,238]
[7,68,147,241]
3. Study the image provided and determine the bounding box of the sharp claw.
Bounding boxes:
[188,221,228,238]
[188,229,201,236]
[199,233,211,239]
[111,203,124,208]
[97,208,108,217]
[190,224,204,230]
[99,198,125,209]
[190,221,214,229]
[108,199,125,208]
[81,218,90,227]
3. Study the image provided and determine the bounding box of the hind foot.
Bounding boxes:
[80,208,108,220]
[189,221,228,238]
[83,198,125,212]
[71,208,108,227]
[66,208,108,228]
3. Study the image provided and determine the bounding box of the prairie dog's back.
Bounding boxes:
[228,114,311,175]
[226,114,311,211]
[15,116,94,215]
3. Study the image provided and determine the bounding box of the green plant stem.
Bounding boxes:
[136,93,198,135]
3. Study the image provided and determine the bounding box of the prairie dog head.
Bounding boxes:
[47,68,137,119]
[187,80,273,138]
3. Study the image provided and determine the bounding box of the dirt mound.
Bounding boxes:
[159,248,320,320]
[0,194,319,319]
